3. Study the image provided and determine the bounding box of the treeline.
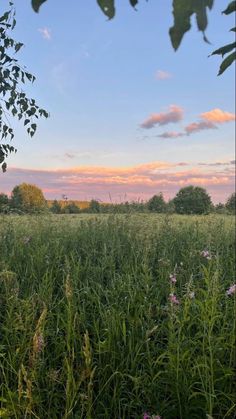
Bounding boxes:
[0,183,235,215]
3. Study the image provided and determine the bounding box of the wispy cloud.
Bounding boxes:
[201,108,235,124]
[141,105,183,129]
[155,70,172,80]
[38,27,51,40]
[1,161,234,203]
[157,131,184,139]
[185,121,217,135]
[198,160,236,167]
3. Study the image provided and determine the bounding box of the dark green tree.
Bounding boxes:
[11,183,47,213]
[63,202,80,214]
[0,192,9,213]
[173,186,212,215]
[0,2,48,171]
[225,192,235,213]
[50,200,62,214]
[89,199,101,213]
[147,193,166,213]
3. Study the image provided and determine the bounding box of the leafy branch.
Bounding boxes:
[0,2,48,172]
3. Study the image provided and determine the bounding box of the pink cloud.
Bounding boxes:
[201,108,235,123]
[185,121,217,135]
[1,161,234,203]
[141,105,184,129]
[155,70,172,80]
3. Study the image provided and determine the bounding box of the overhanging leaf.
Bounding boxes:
[169,0,194,50]
[222,1,236,15]
[218,51,236,75]
[97,0,115,19]
[31,0,47,13]
[211,41,236,57]
[129,0,139,7]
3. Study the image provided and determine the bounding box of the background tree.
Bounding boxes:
[0,2,48,171]
[11,183,47,213]
[50,199,62,214]
[147,193,166,213]
[173,185,212,215]
[31,0,235,75]
[63,202,81,214]
[0,192,9,213]
[89,199,101,213]
[225,192,235,213]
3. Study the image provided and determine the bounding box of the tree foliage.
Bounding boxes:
[11,182,47,212]
[0,2,48,171]
[211,1,236,75]
[147,193,166,213]
[225,192,235,213]
[173,185,212,214]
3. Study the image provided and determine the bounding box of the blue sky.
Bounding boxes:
[1,0,235,202]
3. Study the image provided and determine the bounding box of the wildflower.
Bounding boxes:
[143,414,150,419]
[169,273,177,284]
[200,250,212,260]
[169,293,180,305]
[189,291,195,299]
[226,284,236,296]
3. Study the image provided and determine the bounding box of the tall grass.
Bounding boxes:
[0,214,235,418]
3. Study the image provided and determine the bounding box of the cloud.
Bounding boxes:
[185,121,217,135]
[157,131,184,139]
[141,105,184,129]
[38,27,51,40]
[1,161,234,203]
[201,108,235,124]
[155,70,172,80]
[198,160,236,166]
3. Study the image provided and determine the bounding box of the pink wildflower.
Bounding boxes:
[200,249,212,260]
[169,273,177,284]
[226,284,236,296]
[169,293,180,305]
[143,414,150,419]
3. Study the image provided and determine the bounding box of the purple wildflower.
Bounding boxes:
[143,413,150,419]
[169,293,180,305]
[200,249,212,260]
[226,284,236,296]
[169,273,177,284]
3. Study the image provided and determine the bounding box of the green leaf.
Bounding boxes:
[31,0,47,13]
[129,0,138,7]
[1,162,7,173]
[230,27,236,32]
[169,0,194,50]
[97,0,115,19]
[211,41,236,57]
[218,51,236,75]
[222,1,236,15]
[169,0,213,50]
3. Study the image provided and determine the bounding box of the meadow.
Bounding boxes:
[0,214,235,419]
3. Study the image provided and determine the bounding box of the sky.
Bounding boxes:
[1,0,235,203]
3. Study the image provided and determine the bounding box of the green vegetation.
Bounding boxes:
[0,213,235,418]
[173,186,212,215]
[0,2,48,171]
[11,183,47,213]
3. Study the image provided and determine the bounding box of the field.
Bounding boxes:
[0,214,235,419]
